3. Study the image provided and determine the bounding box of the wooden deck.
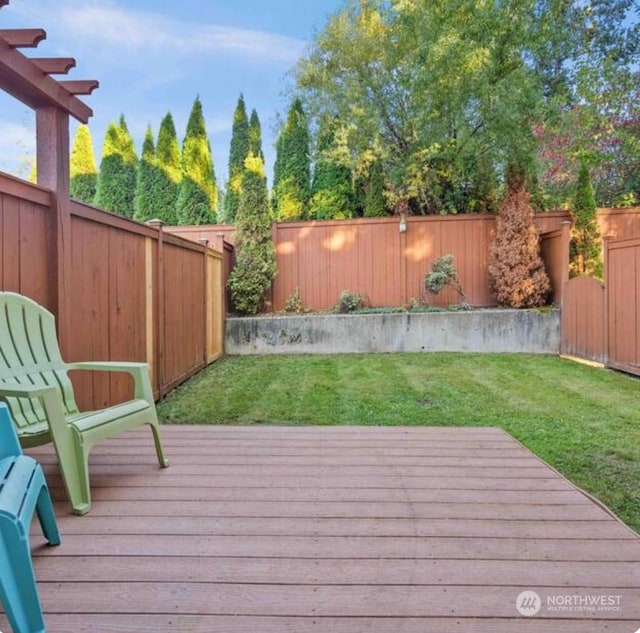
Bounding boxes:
[7,425,640,632]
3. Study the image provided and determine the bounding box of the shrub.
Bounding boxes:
[424,255,468,308]
[336,290,367,313]
[284,287,304,313]
[488,175,550,308]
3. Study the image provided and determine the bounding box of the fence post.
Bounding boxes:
[199,238,210,365]
[35,106,72,352]
[603,235,611,366]
[559,220,572,307]
[147,219,166,399]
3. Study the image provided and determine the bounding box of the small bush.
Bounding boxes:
[424,255,468,308]
[336,290,367,313]
[284,287,304,313]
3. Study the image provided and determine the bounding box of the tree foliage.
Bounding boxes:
[310,117,353,219]
[223,95,250,223]
[424,255,467,307]
[570,161,603,279]
[296,0,639,213]
[273,98,311,221]
[133,126,166,223]
[153,112,182,224]
[489,174,551,308]
[176,97,217,225]
[228,154,277,314]
[95,115,138,217]
[70,124,97,204]
[249,109,264,161]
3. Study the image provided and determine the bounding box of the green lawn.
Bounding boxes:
[158,353,640,533]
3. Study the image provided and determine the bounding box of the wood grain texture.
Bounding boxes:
[10,426,639,632]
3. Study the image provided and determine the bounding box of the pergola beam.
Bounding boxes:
[0,28,45,48]
[0,35,94,122]
[59,80,99,96]
[32,57,76,75]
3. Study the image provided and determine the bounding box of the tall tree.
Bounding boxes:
[249,108,264,161]
[223,95,250,223]
[363,159,388,217]
[95,115,138,217]
[273,98,311,221]
[70,124,98,203]
[296,0,639,214]
[310,116,353,219]
[176,97,217,225]
[154,112,182,224]
[570,161,603,279]
[488,169,550,308]
[228,154,277,314]
[133,126,163,223]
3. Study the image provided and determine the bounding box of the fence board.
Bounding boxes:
[607,236,640,376]
[540,224,570,306]
[560,277,606,363]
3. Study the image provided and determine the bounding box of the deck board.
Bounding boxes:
[5,425,639,632]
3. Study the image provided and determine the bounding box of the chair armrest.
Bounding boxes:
[0,382,70,439]
[65,362,154,403]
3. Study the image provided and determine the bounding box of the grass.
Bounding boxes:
[158,353,640,533]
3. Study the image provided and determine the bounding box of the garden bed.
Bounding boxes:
[225,308,560,355]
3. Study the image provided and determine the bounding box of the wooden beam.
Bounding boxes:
[32,57,76,75]
[0,28,46,48]
[59,80,99,96]
[0,1,10,11]
[0,37,93,122]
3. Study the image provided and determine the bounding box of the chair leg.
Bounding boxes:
[0,525,46,633]
[149,421,170,469]
[50,428,92,515]
[35,480,61,546]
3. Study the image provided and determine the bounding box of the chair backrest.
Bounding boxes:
[0,292,79,433]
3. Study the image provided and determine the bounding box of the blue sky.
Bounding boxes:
[0,0,344,186]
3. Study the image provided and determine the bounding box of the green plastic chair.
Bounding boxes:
[0,402,60,633]
[0,292,169,515]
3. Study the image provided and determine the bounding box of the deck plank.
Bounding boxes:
[7,425,639,633]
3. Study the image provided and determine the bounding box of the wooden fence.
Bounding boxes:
[0,172,226,409]
[170,214,571,311]
[561,235,640,375]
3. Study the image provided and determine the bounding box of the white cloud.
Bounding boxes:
[33,2,308,66]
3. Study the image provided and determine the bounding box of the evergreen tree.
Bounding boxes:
[310,117,353,220]
[70,124,98,203]
[570,161,603,279]
[488,169,550,308]
[223,95,250,223]
[249,109,264,161]
[133,126,164,223]
[95,115,138,217]
[154,112,182,224]
[363,160,389,217]
[273,98,311,221]
[228,154,277,314]
[176,97,217,225]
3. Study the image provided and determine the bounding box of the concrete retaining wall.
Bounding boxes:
[225,309,561,355]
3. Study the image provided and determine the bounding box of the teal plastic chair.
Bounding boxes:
[0,402,60,633]
[0,291,169,515]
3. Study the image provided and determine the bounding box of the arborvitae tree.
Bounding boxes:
[273,98,311,221]
[310,118,353,220]
[176,97,217,225]
[154,112,182,224]
[488,170,551,308]
[364,160,389,217]
[249,109,264,161]
[570,161,603,278]
[133,126,164,223]
[223,95,250,223]
[70,124,98,203]
[228,154,277,314]
[95,115,138,217]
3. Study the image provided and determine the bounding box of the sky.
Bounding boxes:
[0,0,345,186]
